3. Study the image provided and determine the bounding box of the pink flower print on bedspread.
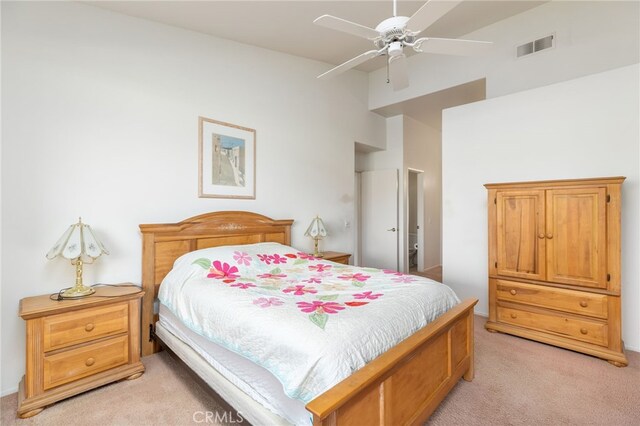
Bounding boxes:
[353,291,383,300]
[233,251,252,266]
[297,301,346,330]
[283,285,317,296]
[297,301,344,314]
[303,277,322,284]
[270,254,289,265]
[309,264,332,273]
[207,261,240,282]
[297,252,317,261]
[257,272,287,279]
[253,297,284,308]
[382,269,404,276]
[256,253,288,265]
[337,273,370,282]
[231,282,256,289]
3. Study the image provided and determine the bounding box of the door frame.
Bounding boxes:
[407,168,425,273]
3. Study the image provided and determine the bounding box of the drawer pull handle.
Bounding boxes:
[580,301,588,308]
[538,233,545,239]
[510,313,517,319]
[85,323,95,332]
[580,328,588,335]
[85,358,96,367]
[546,233,553,239]
[510,289,517,295]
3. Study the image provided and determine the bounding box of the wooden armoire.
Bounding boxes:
[484,177,627,366]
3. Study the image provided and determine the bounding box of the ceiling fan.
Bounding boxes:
[314,0,493,90]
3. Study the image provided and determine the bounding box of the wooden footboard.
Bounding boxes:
[306,298,477,426]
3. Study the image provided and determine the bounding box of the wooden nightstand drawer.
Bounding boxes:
[497,304,608,347]
[43,335,129,390]
[43,303,129,351]
[496,280,608,319]
[322,251,351,265]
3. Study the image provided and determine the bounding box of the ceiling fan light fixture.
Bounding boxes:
[388,41,404,57]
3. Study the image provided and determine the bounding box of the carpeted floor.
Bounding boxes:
[2,316,638,425]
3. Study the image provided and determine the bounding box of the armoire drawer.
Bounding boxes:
[495,280,608,319]
[497,305,608,347]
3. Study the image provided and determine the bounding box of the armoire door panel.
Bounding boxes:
[496,190,545,280]
[546,187,607,288]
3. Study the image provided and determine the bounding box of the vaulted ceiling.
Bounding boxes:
[91,1,546,72]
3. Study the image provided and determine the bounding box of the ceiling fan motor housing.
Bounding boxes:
[374,16,415,49]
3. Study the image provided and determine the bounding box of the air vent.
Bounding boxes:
[516,34,555,58]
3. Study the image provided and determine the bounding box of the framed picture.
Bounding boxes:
[198,117,256,199]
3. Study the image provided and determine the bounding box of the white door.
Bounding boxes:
[360,169,399,270]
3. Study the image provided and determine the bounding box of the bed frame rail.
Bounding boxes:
[306,298,477,426]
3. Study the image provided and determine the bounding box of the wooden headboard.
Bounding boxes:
[138,211,293,355]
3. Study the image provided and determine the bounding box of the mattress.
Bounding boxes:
[159,304,310,425]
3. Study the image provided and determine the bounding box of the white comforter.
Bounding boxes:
[158,243,460,404]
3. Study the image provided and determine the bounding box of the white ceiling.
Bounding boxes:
[90,1,546,72]
[372,78,486,129]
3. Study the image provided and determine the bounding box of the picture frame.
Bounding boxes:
[198,117,256,199]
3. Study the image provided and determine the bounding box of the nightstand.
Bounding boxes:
[321,251,351,265]
[17,285,145,418]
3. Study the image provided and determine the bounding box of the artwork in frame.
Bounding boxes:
[199,117,256,199]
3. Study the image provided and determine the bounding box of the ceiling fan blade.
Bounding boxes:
[314,15,380,40]
[415,37,493,56]
[318,50,381,80]
[405,0,463,35]
[389,54,409,91]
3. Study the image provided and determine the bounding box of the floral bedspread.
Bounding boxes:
[158,242,460,404]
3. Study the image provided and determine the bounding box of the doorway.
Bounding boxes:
[359,169,399,270]
[370,78,487,280]
[407,169,424,273]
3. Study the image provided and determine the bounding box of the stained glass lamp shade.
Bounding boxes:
[46,218,109,298]
[304,216,328,257]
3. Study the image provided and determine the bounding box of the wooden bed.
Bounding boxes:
[139,211,477,425]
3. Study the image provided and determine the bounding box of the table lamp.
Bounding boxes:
[46,218,109,299]
[304,215,328,258]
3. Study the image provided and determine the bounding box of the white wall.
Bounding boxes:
[370,1,640,110]
[442,64,640,350]
[403,116,441,270]
[0,1,385,395]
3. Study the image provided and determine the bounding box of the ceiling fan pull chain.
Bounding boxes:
[386,54,390,84]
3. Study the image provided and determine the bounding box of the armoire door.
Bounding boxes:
[496,190,546,281]
[545,187,607,289]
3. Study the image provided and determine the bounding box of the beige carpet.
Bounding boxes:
[2,316,638,425]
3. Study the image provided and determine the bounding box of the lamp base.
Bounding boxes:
[61,285,96,299]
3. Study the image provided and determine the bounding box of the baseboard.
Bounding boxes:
[1,386,18,398]
[421,264,442,273]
